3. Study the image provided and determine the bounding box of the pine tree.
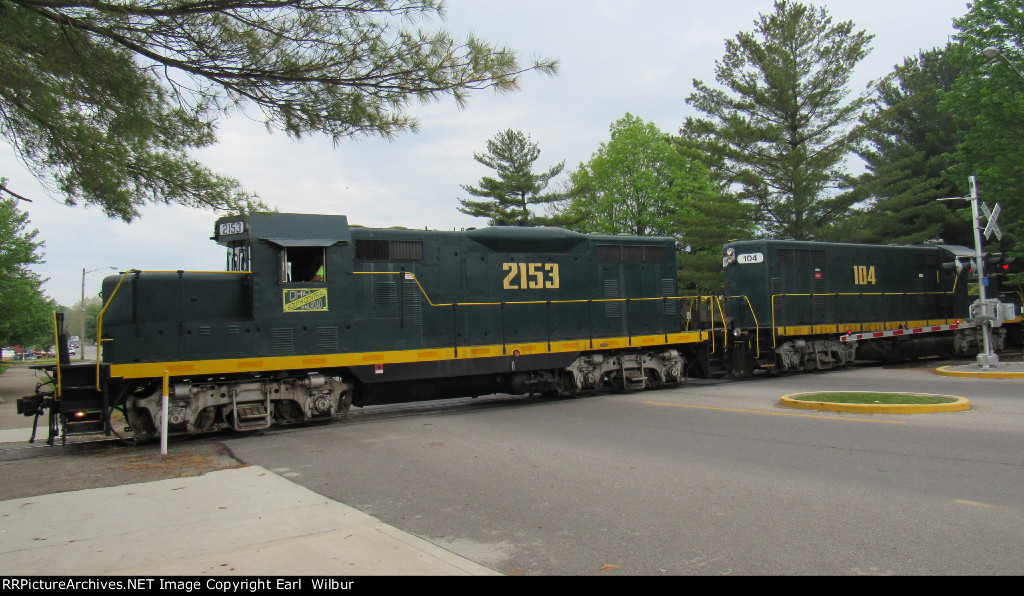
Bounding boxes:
[684,0,872,240]
[458,130,565,226]
[838,47,971,246]
[0,1,557,221]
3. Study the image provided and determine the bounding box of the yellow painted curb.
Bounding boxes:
[780,392,970,414]
[935,366,1024,379]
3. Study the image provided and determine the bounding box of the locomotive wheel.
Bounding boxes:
[108,404,145,445]
[555,371,578,398]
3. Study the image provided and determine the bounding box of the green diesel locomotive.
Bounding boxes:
[721,239,1016,375]
[52,213,704,440]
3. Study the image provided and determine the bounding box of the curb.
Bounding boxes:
[935,366,1024,379]
[780,391,970,414]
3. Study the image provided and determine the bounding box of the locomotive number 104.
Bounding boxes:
[853,265,877,285]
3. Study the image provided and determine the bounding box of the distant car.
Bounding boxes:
[68,347,77,357]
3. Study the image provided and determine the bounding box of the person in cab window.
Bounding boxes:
[310,257,325,282]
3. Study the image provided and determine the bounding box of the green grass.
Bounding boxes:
[790,392,957,405]
[1,358,57,367]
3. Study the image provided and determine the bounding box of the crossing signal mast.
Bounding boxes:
[938,176,1012,369]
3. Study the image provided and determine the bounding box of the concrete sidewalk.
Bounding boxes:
[0,364,499,576]
[0,465,498,576]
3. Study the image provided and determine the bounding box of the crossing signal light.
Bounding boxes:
[984,254,1016,275]
[942,259,971,276]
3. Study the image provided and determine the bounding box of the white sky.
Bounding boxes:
[2,0,969,306]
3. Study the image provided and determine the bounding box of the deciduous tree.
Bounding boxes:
[942,0,1024,255]
[564,114,693,238]
[0,192,57,347]
[561,115,748,293]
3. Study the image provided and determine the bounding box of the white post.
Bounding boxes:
[161,370,169,455]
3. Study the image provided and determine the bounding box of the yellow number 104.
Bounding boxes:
[853,265,876,285]
[502,263,560,289]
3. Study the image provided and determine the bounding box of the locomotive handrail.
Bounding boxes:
[353,270,711,354]
[715,296,728,352]
[723,295,761,357]
[704,297,718,354]
[51,311,62,399]
[94,272,132,391]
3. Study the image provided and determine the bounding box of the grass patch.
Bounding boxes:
[790,392,957,405]
[0,358,57,368]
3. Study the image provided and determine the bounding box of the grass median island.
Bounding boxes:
[789,392,959,405]
[780,391,970,414]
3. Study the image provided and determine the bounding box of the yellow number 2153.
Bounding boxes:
[502,263,560,290]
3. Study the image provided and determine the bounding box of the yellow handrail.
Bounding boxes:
[723,295,761,357]
[95,272,130,391]
[51,311,61,399]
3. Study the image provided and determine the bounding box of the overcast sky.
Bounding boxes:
[3,0,971,307]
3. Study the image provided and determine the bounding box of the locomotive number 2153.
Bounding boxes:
[502,263,560,290]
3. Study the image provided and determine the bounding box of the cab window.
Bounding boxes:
[280,247,326,282]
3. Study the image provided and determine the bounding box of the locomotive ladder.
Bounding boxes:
[231,390,272,431]
[619,353,647,391]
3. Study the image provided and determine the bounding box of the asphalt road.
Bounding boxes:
[2,359,1022,575]
[222,365,1024,575]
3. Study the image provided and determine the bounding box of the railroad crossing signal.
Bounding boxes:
[982,201,1002,241]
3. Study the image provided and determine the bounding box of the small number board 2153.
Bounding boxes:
[219,221,245,236]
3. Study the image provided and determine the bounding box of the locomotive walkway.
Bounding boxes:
[0,363,498,576]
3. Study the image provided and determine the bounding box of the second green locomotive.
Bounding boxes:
[721,239,1013,375]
